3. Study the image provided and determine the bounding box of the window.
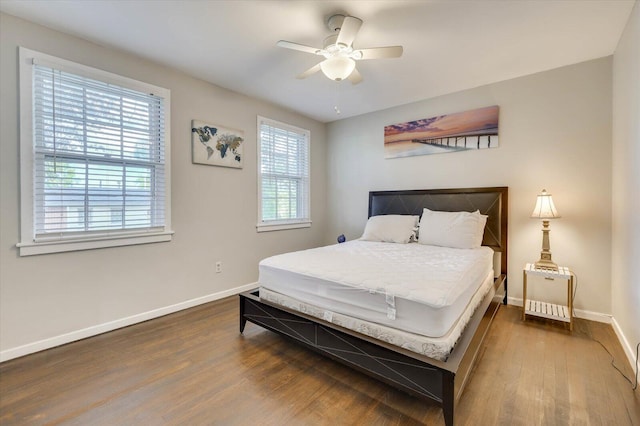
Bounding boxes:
[257,116,310,232]
[18,47,172,256]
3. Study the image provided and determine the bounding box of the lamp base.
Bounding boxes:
[534,257,558,271]
[535,220,558,271]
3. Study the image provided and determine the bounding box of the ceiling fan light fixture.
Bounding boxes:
[320,56,356,81]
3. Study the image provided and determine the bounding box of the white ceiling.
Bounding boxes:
[0,0,635,123]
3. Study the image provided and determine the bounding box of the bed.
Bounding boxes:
[239,187,508,425]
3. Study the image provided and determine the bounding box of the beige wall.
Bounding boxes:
[612,2,640,368]
[0,13,327,359]
[326,58,613,318]
[3,8,635,366]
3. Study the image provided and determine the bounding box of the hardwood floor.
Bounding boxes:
[1,298,638,425]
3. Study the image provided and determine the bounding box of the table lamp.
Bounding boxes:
[531,189,560,271]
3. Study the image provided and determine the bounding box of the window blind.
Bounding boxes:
[33,63,166,241]
[258,118,310,225]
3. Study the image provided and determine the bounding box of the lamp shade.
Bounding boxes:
[531,189,561,219]
[320,56,356,81]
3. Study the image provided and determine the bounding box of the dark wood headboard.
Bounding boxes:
[368,187,508,277]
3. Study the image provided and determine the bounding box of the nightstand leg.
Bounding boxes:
[569,275,574,331]
[522,270,527,321]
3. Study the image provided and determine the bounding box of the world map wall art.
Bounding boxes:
[191,120,244,168]
[384,105,499,159]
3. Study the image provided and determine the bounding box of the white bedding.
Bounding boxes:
[259,240,494,338]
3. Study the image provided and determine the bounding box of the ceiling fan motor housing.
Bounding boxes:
[327,14,346,32]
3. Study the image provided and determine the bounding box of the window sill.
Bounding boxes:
[16,230,174,256]
[256,221,311,233]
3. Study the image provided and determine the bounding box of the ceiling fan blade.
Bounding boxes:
[353,46,404,60]
[348,68,363,85]
[296,62,322,79]
[277,40,323,55]
[336,16,363,47]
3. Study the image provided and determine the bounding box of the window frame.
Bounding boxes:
[17,47,173,256]
[256,116,311,232]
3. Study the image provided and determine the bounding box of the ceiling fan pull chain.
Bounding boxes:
[334,82,341,115]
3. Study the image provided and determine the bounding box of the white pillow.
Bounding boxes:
[418,208,486,249]
[361,215,419,244]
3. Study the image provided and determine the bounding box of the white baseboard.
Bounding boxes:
[506,297,612,323]
[611,317,640,376]
[6,289,635,373]
[0,282,259,363]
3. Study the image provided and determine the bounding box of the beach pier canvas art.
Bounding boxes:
[192,120,244,168]
[384,106,499,159]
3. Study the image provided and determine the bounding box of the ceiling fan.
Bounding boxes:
[277,14,403,84]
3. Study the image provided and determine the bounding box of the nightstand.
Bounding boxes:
[522,263,574,331]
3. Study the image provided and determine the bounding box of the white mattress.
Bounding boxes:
[259,272,494,361]
[259,240,494,338]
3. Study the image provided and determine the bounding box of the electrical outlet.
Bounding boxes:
[215,261,222,273]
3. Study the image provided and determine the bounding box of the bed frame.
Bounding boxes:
[239,187,508,425]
